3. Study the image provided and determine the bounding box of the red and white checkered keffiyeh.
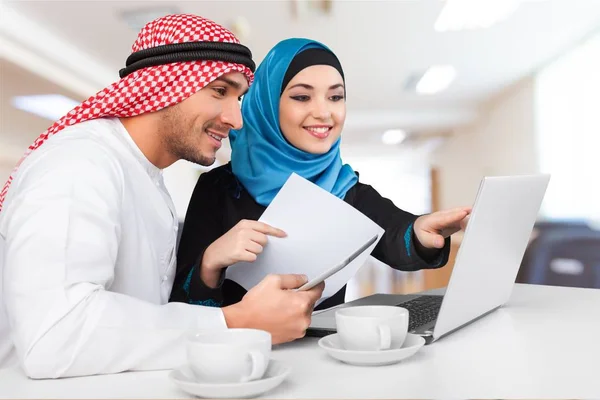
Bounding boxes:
[0,14,254,213]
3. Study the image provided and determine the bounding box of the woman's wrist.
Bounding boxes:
[200,248,224,287]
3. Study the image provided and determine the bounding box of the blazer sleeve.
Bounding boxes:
[348,182,451,271]
[170,171,227,306]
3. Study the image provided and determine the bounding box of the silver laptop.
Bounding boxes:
[307,174,550,344]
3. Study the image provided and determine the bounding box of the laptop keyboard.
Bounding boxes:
[398,295,443,331]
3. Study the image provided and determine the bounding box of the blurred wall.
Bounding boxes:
[432,76,540,210]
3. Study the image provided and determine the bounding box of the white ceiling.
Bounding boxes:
[1,0,599,149]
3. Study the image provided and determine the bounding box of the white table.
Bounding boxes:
[1,283,598,399]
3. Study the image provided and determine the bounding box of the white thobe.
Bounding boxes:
[0,117,227,378]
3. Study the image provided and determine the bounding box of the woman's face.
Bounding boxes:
[279,65,346,154]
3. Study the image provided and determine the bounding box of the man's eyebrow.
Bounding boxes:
[213,77,242,90]
[212,77,249,95]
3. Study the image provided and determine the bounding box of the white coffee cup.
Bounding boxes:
[335,306,409,351]
[186,328,271,383]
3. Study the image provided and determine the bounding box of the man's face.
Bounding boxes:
[158,71,249,166]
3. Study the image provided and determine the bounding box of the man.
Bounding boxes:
[0,14,324,379]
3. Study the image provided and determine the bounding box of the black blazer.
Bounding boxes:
[170,163,450,310]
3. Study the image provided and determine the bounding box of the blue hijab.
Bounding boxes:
[229,38,357,207]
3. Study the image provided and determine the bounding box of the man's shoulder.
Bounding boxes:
[50,118,120,148]
[24,139,119,174]
[14,122,125,190]
[24,119,123,168]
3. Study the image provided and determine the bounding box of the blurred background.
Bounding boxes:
[1,0,599,300]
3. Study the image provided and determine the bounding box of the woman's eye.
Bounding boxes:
[330,95,345,102]
[290,95,310,102]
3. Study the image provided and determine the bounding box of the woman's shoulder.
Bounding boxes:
[343,174,383,207]
[198,162,233,183]
[344,172,364,196]
[197,162,244,199]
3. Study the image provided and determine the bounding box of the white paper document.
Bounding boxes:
[226,173,384,303]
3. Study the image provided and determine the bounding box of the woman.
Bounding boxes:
[169,38,469,309]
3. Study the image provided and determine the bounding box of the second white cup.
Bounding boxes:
[335,305,409,351]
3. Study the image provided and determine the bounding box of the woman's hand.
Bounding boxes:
[413,207,471,251]
[200,220,287,287]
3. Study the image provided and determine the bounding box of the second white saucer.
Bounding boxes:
[318,333,425,366]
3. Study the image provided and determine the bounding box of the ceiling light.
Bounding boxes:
[11,94,80,121]
[291,0,333,19]
[434,0,521,32]
[382,129,407,145]
[415,65,457,95]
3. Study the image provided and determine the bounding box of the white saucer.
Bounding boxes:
[168,360,291,399]
[318,333,425,366]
